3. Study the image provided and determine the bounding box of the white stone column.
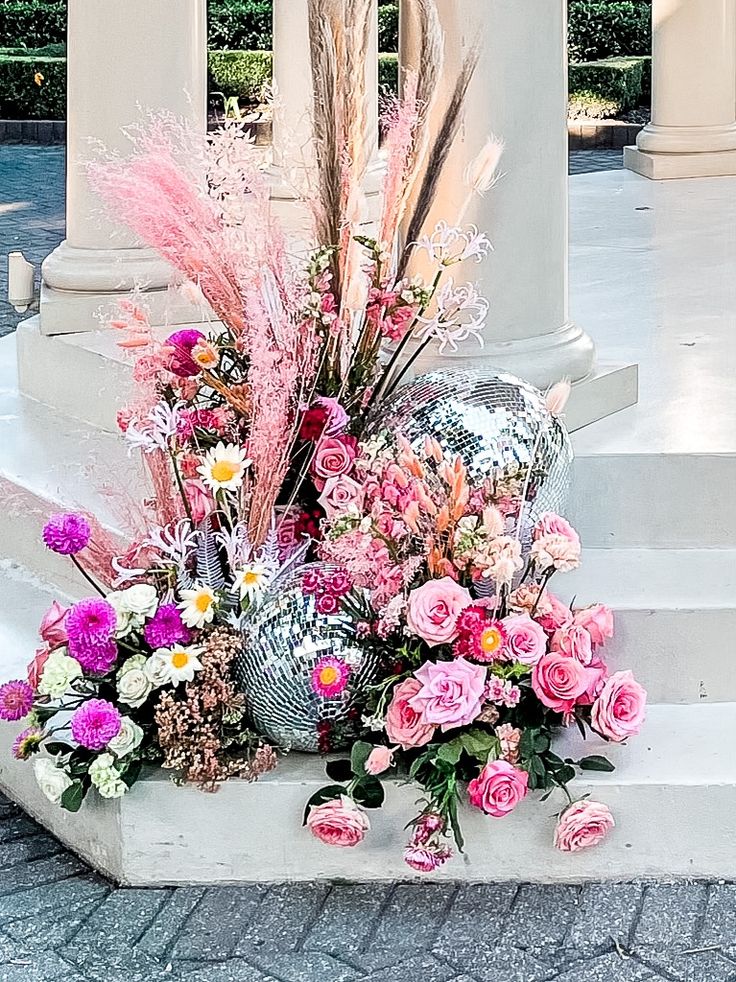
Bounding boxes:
[270,0,382,204]
[625,0,736,179]
[399,0,595,388]
[40,0,207,334]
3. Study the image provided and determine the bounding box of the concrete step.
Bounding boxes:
[0,562,74,681]
[558,548,736,704]
[2,700,735,884]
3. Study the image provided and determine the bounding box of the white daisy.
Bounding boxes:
[198,442,251,494]
[234,561,276,601]
[179,584,218,628]
[151,645,204,686]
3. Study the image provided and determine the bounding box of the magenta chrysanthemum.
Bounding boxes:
[70,637,118,675]
[167,329,205,377]
[66,598,117,648]
[70,699,121,751]
[12,726,43,760]
[143,604,192,649]
[42,513,91,556]
[0,680,34,721]
[311,656,350,698]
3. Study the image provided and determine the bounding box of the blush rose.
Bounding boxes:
[408,658,486,732]
[532,652,594,714]
[39,601,69,649]
[554,799,615,852]
[591,670,647,742]
[502,613,547,666]
[318,475,365,519]
[467,760,529,818]
[406,576,472,647]
[573,604,614,646]
[385,677,436,749]
[310,435,358,491]
[307,795,370,847]
[550,624,593,665]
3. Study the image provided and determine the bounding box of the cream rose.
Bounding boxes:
[117,661,153,709]
[107,717,144,758]
[37,648,83,699]
[33,757,73,804]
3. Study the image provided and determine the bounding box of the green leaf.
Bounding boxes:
[556,764,577,785]
[302,784,345,825]
[120,759,143,788]
[350,741,374,776]
[43,741,73,758]
[579,754,616,773]
[60,780,85,813]
[436,739,463,765]
[459,730,498,760]
[533,731,551,754]
[352,776,385,809]
[325,758,353,783]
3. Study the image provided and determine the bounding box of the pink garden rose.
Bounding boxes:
[536,592,574,634]
[406,576,472,647]
[318,475,365,519]
[310,435,358,491]
[532,652,594,714]
[307,795,370,847]
[591,670,647,742]
[502,614,547,666]
[551,624,593,666]
[385,677,437,749]
[365,746,394,776]
[467,760,529,818]
[554,800,615,852]
[184,479,213,523]
[573,604,614,647]
[39,600,69,649]
[408,658,486,732]
[27,646,51,690]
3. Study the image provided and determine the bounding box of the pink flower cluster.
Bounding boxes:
[404,812,453,872]
[302,566,352,615]
[365,286,417,342]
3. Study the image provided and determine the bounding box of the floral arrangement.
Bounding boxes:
[301,434,647,871]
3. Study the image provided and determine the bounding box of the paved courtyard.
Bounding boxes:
[2,792,736,982]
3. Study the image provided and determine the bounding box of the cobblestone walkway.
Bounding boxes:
[0,146,623,338]
[1,794,734,982]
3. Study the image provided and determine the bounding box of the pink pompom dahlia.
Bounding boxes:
[70,699,121,751]
[12,726,44,760]
[42,513,91,556]
[0,680,34,721]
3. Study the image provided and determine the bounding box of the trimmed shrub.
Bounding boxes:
[207,1,272,50]
[208,49,272,102]
[0,51,65,118]
[569,2,651,62]
[378,2,398,52]
[0,2,65,49]
[569,56,647,117]
[378,52,398,94]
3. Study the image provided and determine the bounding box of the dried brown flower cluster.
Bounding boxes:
[154,626,277,791]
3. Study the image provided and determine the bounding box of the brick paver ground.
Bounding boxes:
[0,145,624,337]
[0,793,732,982]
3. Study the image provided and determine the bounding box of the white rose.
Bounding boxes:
[37,649,83,698]
[33,757,73,804]
[107,717,144,758]
[107,592,135,637]
[108,585,158,637]
[89,752,127,799]
[144,653,170,688]
[117,668,152,708]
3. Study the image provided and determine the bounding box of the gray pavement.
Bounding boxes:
[1,793,734,982]
[0,145,623,336]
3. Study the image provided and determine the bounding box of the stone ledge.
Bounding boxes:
[569,120,643,150]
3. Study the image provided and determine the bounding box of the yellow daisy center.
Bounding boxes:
[319,666,339,686]
[171,651,189,669]
[211,460,240,484]
[195,593,213,613]
[243,570,260,586]
[480,627,503,653]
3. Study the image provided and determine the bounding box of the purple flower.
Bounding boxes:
[166,329,205,377]
[0,680,34,721]
[12,726,44,760]
[70,699,121,751]
[66,599,117,647]
[42,513,91,556]
[70,637,118,675]
[143,604,192,649]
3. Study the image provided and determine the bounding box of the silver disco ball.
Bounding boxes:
[366,368,573,530]
[234,563,380,753]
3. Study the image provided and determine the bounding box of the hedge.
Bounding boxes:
[569,56,648,118]
[208,49,272,103]
[0,51,65,118]
[569,2,651,62]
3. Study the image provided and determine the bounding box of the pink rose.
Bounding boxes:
[184,479,213,523]
[307,795,370,847]
[536,593,573,634]
[385,677,436,749]
[27,646,51,690]
[591,670,647,742]
[365,746,394,776]
[532,652,594,713]
[318,475,365,519]
[573,604,614,646]
[554,799,615,852]
[502,614,547,666]
[408,658,486,732]
[406,576,472,647]
[39,600,69,649]
[310,435,357,491]
[551,624,593,666]
[467,760,529,818]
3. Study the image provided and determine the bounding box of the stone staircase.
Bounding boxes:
[1,312,735,884]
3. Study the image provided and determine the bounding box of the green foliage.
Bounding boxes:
[208,1,272,50]
[0,51,65,119]
[378,2,398,53]
[208,49,272,103]
[0,2,66,49]
[569,1,651,62]
[569,56,648,117]
[378,52,398,94]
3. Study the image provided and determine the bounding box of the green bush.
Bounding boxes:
[208,49,272,102]
[569,1,651,62]
[207,1,272,50]
[0,2,65,49]
[378,51,398,94]
[0,51,65,118]
[378,2,398,52]
[569,56,646,117]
